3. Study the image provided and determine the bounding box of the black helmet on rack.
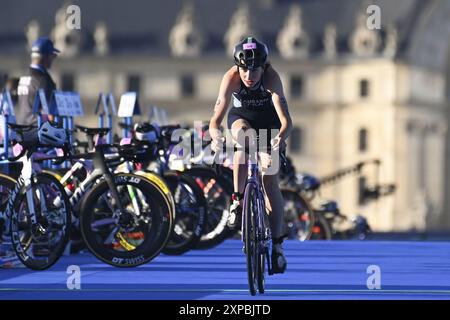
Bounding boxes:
[133,122,159,142]
[233,36,268,70]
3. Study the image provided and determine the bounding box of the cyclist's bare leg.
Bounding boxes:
[260,152,284,239]
[227,119,253,228]
[261,151,287,273]
[230,119,252,195]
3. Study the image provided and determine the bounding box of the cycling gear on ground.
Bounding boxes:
[38,121,67,147]
[233,37,268,70]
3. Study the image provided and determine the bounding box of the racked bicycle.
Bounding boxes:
[0,122,71,270]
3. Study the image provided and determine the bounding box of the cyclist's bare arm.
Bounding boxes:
[265,66,293,146]
[209,67,240,141]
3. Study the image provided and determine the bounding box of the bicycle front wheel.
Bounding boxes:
[80,173,173,267]
[10,172,71,270]
[243,182,258,296]
[0,173,16,221]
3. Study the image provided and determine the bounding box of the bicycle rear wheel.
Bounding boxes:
[243,182,258,296]
[10,173,71,270]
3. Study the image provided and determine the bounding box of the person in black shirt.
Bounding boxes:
[16,37,59,125]
[2,77,20,106]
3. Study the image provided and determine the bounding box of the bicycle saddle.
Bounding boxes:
[118,122,133,130]
[75,125,110,137]
[7,123,37,132]
[319,200,339,214]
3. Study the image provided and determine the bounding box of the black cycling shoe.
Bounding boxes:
[271,248,287,274]
[271,236,287,274]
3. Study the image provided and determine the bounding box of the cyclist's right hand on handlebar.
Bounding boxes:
[211,136,225,153]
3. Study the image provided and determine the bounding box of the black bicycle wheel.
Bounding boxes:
[281,188,315,241]
[0,173,15,213]
[256,194,267,294]
[243,182,257,296]
[162,171,207,255]
[9,172,71,270]
[186,166,235,250]
[0,173,16,239]
[80,173,172,267]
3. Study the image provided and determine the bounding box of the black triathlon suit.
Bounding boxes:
[227,70,281,150]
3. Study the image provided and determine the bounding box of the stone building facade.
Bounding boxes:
[1,0,450,230]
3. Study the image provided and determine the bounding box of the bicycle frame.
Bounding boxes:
[4,151,42,237]
[56,148,138,218]
[241,144,273,294]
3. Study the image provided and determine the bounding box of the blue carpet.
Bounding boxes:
[1,240,450,300]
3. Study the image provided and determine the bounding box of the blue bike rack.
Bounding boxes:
[0,89,16,173]
[47,90,85,168]
[95,92,117,144]
[32,88,52,129]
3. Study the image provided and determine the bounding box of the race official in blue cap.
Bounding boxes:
[15,37,59,125]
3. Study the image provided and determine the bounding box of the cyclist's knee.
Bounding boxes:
[231,122,257,150]
[230,119,250,139]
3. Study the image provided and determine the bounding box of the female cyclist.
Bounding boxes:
[209,37,293,274]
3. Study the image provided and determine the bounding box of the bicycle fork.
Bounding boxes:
[93,149,126,216]
[6,155,42,255]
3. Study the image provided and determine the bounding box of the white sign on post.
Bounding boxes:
[55,91,68,115]
[118,92,140,117]
[51,92,84,116]
[70,92,84,116]
[64,93,73,116]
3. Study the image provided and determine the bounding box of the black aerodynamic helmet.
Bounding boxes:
[233,36,268,70]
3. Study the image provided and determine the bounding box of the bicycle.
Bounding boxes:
[279,156,316,241]
[215,136,277,296]
[0,123,71,270]
[46,125,175,267]
[117,122,207,255]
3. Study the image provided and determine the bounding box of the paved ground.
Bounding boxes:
[1,240,450,300]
